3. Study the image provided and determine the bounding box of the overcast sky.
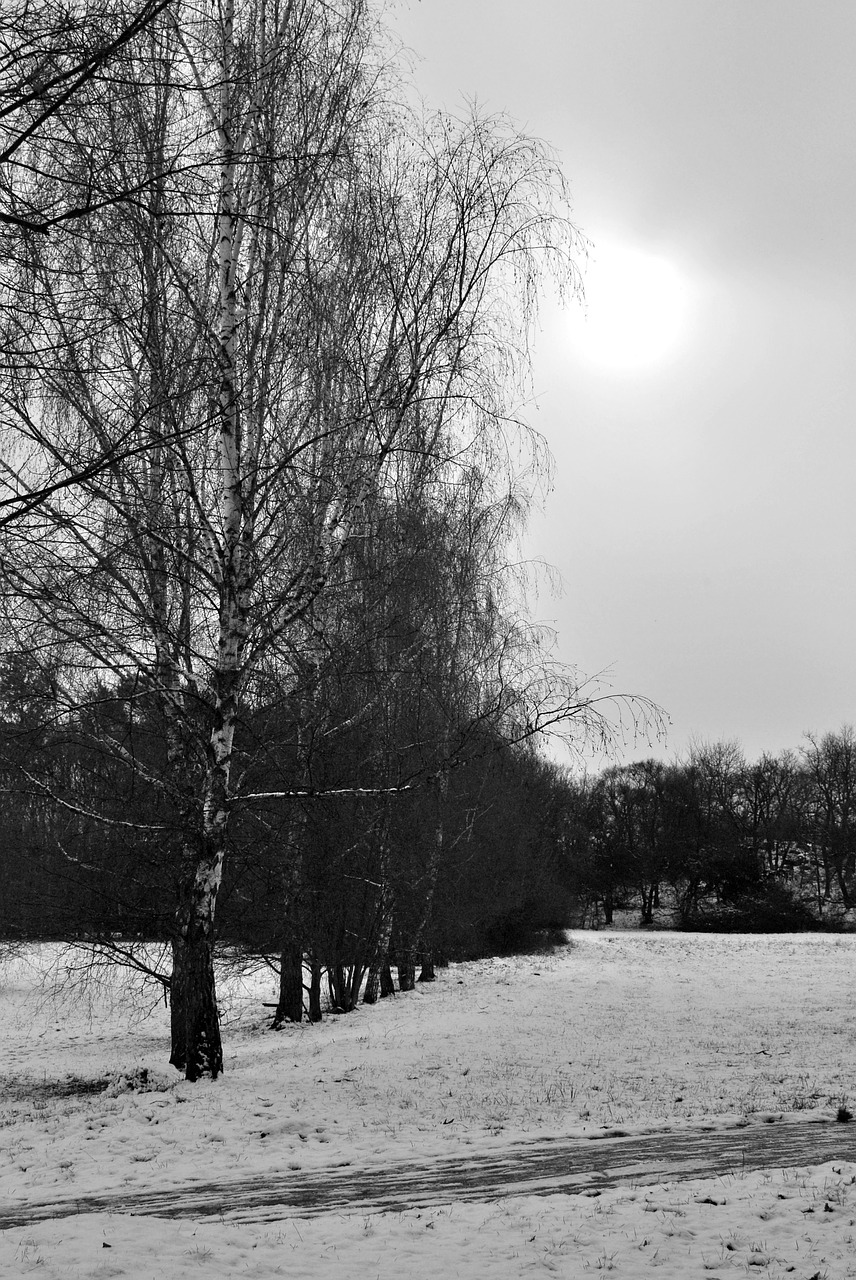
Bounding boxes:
[390,0,856,766]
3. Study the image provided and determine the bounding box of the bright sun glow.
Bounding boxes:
[569,242,691,373]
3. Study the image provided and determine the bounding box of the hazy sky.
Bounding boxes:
[390,0,856,765]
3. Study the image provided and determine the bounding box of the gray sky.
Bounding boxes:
[390,0,856,765]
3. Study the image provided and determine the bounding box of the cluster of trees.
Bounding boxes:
[0,648,579,999]
[566,731,856,928]
[0,0,631,1078]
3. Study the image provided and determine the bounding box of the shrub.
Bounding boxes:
[481,899,569,956]
[680,881,821,933]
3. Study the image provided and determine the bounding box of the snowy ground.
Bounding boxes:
[2,931,856,1277]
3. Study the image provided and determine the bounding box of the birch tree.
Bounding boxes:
[0,0,589,1077]
[2,0,379,1076]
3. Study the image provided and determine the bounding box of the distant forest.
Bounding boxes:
[564,731,856,933]
[3,705,855,973]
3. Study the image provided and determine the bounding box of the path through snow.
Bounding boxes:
[5,1117,856,1228]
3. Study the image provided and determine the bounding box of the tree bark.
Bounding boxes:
[363,872,393,1005]
[380,961,396,997]
[273,939,304,1026]
[835,858,850,906]
[169,859,223,1079]
[414,774,445,984]
[328,962,358,1011]
[397,950,416,991]
[308,959,323,1022]
[274,816,307,1025]
[166,674,238,1075]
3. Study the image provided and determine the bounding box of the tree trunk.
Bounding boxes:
[365,934,393,1003]
[274,817,306,1025]
[169,882,222,1080]
[167,0,246,1083]
[363,970,381,1003]
[380,961,396,997]
[328,963,357,1011]
[410,772,446,987]
[168,675,235,1078]
[364,874,394,1005]
[814,855,824,916]
[273,939,303,1026]
[835,858,850,906]
[398,951,416,991]
[308,958,323,1022]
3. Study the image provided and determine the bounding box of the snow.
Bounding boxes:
[2,931,856,1277]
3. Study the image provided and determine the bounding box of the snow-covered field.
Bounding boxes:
[2,931,856,1277]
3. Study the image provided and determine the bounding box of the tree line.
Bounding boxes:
[565,732,856,929]
[1,0,638,1078]
[0,646,579,1001]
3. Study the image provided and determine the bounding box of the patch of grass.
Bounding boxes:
[28,1074,110,1100]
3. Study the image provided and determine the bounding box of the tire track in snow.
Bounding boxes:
[4,1120,856,1227]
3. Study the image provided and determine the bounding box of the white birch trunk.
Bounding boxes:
[170,0,248,1079]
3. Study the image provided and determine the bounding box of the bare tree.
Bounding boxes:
[801,728,856,908]
[1,0,594,1078]
[733,750,801,880]
[0,0,179,233]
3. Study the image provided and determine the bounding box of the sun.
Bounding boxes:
[569,241,691,373]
